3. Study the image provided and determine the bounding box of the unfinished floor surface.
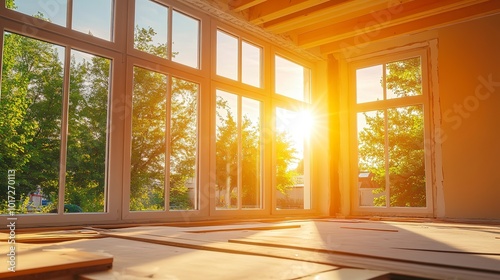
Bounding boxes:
[1,219,499,279]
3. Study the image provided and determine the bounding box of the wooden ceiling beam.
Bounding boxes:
[319,0,500,55]
[297,0,489,49]
[248,0,331,25]
[264,0,389,34]
[229,0,268,12]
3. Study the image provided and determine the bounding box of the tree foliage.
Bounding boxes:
[1,23,300,214]
[215,96,299,208]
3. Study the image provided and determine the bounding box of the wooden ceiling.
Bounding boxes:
[206,0,500,59]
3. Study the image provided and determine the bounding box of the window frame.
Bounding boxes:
[209,81,270,218]
[270,48,317,215]
[122,56,210,221]
[211,21,267,94]
[0,16,123,226]
[127,0,207,73]
[0,0,323,226]
[348,47,435,217]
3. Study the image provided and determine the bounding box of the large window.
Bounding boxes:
[130,67,199,211]
[9,0,114,41]
[0,32,111,214]
[216,29,262,88]
[272,54,312,210]
[274,55,311,102]
[1,0,319,225]
[215,90,262,209]
[353,54,431,212]
[275,108,311,210]
[134,0,200,68]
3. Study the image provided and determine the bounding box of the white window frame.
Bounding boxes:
[348,47,437,217]
[0,2,125,226]
[0,0,323,226]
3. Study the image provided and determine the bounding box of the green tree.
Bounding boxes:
[359,57,426,207]
[215,96,298,208]
[0,32,64,211]
[130,27,198,210]
[275,132,299,195]
[64,53,110,212]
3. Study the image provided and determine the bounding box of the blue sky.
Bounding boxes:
[12,0,112,40]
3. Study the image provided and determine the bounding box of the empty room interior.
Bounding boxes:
[1,0,500,279]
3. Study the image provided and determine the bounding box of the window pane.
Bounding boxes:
[386,57,422,99]
[241,97,262,209]
[215,90,238,209]
[275,108,310,210]
[130,67,168,211]
[357,110,386,207]
[170,77,198,210]
[275,56,310,102]
[242,41,261,88]
[387,105,426,207]
[1,32,65,214]
[72,0,113,41]
[66,50,110,213]
[356,65,383,104]
[8,0,67,27]
[134,0,168,58]
[172,11,200,68]
[216,30,238,81]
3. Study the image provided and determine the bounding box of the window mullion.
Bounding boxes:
[237,96,243,209]
[167,6,173,61]
[238,39,243,83]
[67,0,73,29]
[165,75,173,211]
[58,47,72,214]
[384,109,390,208]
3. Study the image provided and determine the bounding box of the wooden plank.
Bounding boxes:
[53,238,337,280]
[87,223,500,279]
[298,0,490,49]
[264,0,390,33]
[0,244,112,279]
[229,0,268,12]
[224,220,500,274]
[0,229,101,244]
[320,0,500,54]
[300,268,391,280]
[184,224,301,233]
[248,0,331,24]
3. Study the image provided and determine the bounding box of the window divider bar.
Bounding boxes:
[237,95,243,209]
[165,75,173,211]
[58,47,72,215]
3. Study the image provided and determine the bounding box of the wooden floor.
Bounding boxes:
[1,218,499,279]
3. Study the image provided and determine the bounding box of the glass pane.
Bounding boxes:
[387,106,426,207]
[241,97,262,209]
[130,67,168,211]
[356,65,383,104]
[275,108,310,210]
[1,32,65,214]
[216,30,238,81]
[134,0,168,58]
[357,110,386,207]
[169,77,198,210]
[215,90,238,209]
[275,55,309,102]
[72,0,113,41]
[242,41,261,88]
[386,57,422,99]
[66,50,110,213]
[8,0,67,27]
[172,11,200,68]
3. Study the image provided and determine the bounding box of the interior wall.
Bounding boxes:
[437,14,500,220]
